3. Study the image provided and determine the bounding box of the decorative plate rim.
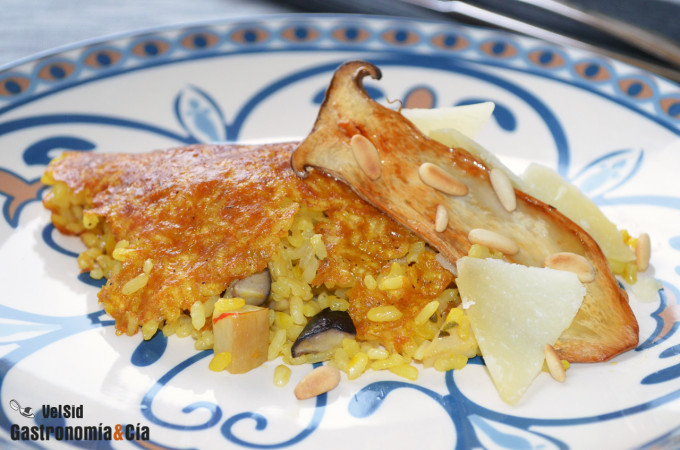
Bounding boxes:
[1,13,679,450]
[0,14,678,132]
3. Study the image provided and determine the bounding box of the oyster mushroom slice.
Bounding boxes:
[291,60,638,363]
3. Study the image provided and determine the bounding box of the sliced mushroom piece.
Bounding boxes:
[291,60,638,363]
[230,269,271,306]
[291,308,357,358]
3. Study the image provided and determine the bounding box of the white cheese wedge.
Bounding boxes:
[456,257,586,404]
[522,163,635,263]
[401,102,495,139]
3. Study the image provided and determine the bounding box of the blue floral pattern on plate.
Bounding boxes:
[1,15,679,449]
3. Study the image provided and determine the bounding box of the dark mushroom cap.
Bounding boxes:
[291,308,357,357]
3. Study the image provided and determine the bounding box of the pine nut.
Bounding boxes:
[294,365,341,400]
[418,162,468,196]
[544,344,566,382]
[636,232,651,272]
[350,134,381,180]
[468,228,519,255]
[435,204,448,232]
[489,168,516,212]
[544,252,595,283]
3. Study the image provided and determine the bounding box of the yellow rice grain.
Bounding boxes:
[467,243,503,260]
[363,274,378,290]
[268,329,287,360]
[175,315,193,338]
[162,319,179,337]
[111,240,131,261]
[622,262,637,284]
[367,347,389,360]
[122,273,149,295]
[347,352,369,380]
[81,231,99,248]
[77,247,102,270]
[414,300,440,326]
[190,327,202,340]
[272,299,289,312]
[360,341,377,354]
[367,305,403,322]
[268,254,290,280]
[125,316,139,336]
[195,330,214,350]
[289,296,305,325]
[406,241,425,263]
[141,320,159,340]
[284,347,332,366]
[71,205,83,223]
[286,324,304,341]
[303,301,321,318]
[342,338,360,359]
[280,342,294,364]
[401,342,418,359]
[316,292,330,309]
[413,341,429,361]
[389,262,404,276]
[310,234,328,259]
[201,282,223,297]
[287,233,304,248]
[331,348,350,372]
[438,288,461,307]
[416,321,439,340]
[434,355,468,372]
[82,212,99,229]
[378,275,407,290]
[203,295,218,318]
[65,220,84,234]
[370,354,408,371]
[209,352,232,371]
[456,317,471,340]
[274,311,294,330]
[389,364,418,381]
[271,277,290,300]
[190,301,206,330]
[329,296,350,312]
[300,249,319,284]
[445,307,464,324]
[214,297,246,317]
[273,365,291,387]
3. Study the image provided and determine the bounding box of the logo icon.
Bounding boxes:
[9,400,35,418]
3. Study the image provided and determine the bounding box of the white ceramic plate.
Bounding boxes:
[1,14,680,449]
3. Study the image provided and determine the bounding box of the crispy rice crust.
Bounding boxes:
[43,143,453,350]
